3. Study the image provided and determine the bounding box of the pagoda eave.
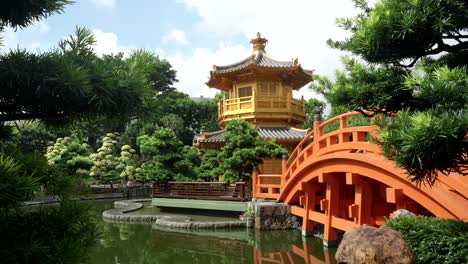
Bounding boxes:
[207,66,313,91]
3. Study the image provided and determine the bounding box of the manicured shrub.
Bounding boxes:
[117,144,141,181]
[89,133,120,186]
[45,136,93,177]
[385,216,468,264]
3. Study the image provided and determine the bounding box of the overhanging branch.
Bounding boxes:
[398,40,468,67]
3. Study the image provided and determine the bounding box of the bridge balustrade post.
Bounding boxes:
[339,116,347,129]
[313,112,323,153]
[281,149,288,187]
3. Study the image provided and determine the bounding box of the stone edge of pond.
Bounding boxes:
[102,199,247,229]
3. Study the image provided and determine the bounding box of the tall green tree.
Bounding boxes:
[219,120,283,182]
[0,28,157,126]
[138,128,200,181]
[0,2,132,262]
[328,0,468,68]
[320,0,468,185]
[197,149,223,181]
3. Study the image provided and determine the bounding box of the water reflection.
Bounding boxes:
[91,202,336,264]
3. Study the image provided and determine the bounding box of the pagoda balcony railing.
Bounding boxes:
[218,95,305,119]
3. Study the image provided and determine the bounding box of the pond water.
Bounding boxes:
[89,200,337,264]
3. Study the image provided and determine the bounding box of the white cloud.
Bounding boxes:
[160,43,250,97]
[161,29,189,46]
[0,21,49,53]
[92,29,130,56]
[30,21,50,34]
[169,0,360,99]
[90,0,116,8]
[0,27,18,52]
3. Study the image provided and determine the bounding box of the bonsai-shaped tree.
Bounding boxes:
[138,128,200,181]
[219,120,283,183]
[117,144,141,181]
[197,149,223,181]
[89,132,120,187]
[45,136,93,178]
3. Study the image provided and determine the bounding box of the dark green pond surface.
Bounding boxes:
[89,200,336,264]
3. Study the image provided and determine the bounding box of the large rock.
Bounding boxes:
[335,226,415,264]
[251,202,300,230]
[391,209,416,219]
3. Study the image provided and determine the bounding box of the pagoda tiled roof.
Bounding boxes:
[200,126,308,143]
[213,53,304,74]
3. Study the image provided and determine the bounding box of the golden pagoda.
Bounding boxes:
[195,33,313,160]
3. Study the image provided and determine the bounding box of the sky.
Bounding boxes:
[1,0,364,100]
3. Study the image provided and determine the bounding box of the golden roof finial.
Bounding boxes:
[250,32,268,54]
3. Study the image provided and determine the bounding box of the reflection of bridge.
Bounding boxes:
[252,111,468,246]
[254,239,333,264]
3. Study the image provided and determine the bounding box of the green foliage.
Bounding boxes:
[159,113,185,138]
[322,0,468,185]
[319,105,370,134]
[328,0,468,67]
[303,98,326,129]
[374,66,468,185]
[15,122,58,153]
[143,91,220,145]
[385,216,468,264]
[310,57,411,113]
[0,148,98,263]
[376,109,467,185]
[117,144,141,181]
[0,154,41,210]
[45,136,93,177]
[0,28,160,126]
[119,121,159,150]
[0,0,72,30]
[138,128,199,181]
[89,133,121,185]
[219,120,283,182]
[197,150,223,181]
[407,66,468,112]
[0,201,98,264]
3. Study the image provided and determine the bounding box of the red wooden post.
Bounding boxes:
[239,183,245,201]
[301,182,316,236]
[252,165,259,200]
[319,172,339,247]
[347,173,372,225]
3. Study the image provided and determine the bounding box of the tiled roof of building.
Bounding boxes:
[201,130,225,143]
[201,127,308,143]
[213,53,302,74]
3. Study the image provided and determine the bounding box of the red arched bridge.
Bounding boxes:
[252,111,468,245]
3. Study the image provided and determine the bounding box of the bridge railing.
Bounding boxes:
[252,172,282,199]
[153,181,250,201]
[281,111,380,190]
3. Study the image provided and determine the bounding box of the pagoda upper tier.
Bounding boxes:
[207,33,313,91]
[207,33,313,128]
